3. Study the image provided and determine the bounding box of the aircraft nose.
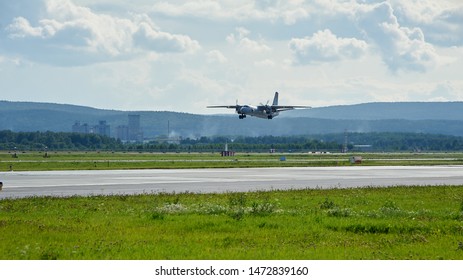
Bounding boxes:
[239,106,253,114]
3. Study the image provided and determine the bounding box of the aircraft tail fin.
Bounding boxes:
[272,92,279,106]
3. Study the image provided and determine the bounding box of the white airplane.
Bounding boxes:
[207,92,310,119]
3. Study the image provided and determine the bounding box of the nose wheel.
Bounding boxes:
[239,114,246,119]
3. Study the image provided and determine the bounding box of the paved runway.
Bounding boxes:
[1,166,463,199]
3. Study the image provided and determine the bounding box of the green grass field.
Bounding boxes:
[3,151,463,171]
[1,186,463,259]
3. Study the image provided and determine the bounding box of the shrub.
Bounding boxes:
[250,201,277,216]
[326,207,354,217]
[319,198,336,210]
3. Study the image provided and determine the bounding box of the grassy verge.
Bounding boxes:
[2,151,463,171]
[1,186,463,259]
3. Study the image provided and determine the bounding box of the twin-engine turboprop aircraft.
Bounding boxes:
[207,92,310,119]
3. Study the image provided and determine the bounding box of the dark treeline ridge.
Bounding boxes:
[2,130,463,152]
[174,136,341,153]
[318,132,463,152]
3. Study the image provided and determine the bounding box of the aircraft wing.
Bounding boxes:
[207,105,238,109]
[272,105,311,112]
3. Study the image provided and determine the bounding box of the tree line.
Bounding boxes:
[2,130,463,152]
[318,132,463,152]
[0,130,123,151]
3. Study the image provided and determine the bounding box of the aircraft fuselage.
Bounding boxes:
[236,105,279,119]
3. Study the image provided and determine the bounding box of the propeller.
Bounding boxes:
[259,100,272,114]
[260,100,270,106]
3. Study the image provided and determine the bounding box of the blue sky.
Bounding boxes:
[0,0,462,114]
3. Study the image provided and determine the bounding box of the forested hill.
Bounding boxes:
[1,100,463,137]
[284,102,463,120]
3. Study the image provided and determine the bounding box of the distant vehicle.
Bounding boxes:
[207,92,310,119]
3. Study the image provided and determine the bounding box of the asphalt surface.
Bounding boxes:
[1,166,463,199]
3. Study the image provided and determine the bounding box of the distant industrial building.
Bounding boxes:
[116,114,143,142]
[72,121,89,134]
[94,121,110,137]
[72,120,110,137]
[116,125,129,142]
[128,114,143,142]
[72,115,142,142]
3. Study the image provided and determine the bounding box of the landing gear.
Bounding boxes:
[267,115,273,119]
[239,114,246,119]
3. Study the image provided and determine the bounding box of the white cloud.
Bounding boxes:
[428,81,463,101]
[254,59,275,67]
[206,50,228,63]
[6,17,45,38]
[146,0,449,74]
[289,29,368,64]
[1,0,200,66]
[355,2,440,72]
[151,1,222,18]
[150,0,311,24]
[239,37,271,52]
[392,0,463,47]
[391,0,447,24]
[226,27,271,53]
[133,21,200,53]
